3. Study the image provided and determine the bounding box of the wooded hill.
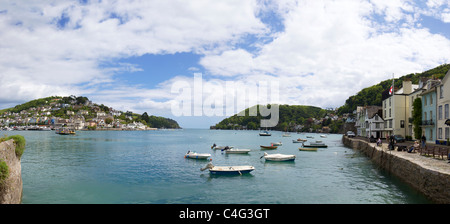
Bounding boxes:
[211,104,344,133]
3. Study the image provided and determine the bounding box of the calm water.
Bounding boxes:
[2,129,431,204]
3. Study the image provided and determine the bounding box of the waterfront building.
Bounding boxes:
[406,78,428,138]
[382,80,418,138]
[355,106,364,137]
[436,69,450,144]
[365,107,384,139]
[420,79,441,144]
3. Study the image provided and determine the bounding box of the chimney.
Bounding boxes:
[403,80,412,94]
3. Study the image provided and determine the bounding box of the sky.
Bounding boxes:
[1,0,450,128]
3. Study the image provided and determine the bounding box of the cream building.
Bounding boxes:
[436,69,450,143]
[383,80,418,137]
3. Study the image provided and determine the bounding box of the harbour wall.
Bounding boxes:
[342,136,450,204]
[0,139,23,204]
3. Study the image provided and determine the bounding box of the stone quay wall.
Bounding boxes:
[342,136,450,204]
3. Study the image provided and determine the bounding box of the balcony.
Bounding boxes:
[421,120,435,126]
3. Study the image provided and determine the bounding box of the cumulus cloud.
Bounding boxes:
[1,0,450,128]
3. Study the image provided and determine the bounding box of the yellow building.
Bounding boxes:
[383,80,418,138]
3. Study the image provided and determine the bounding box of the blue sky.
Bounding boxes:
[1,0,450,128]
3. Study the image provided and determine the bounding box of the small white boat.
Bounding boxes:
[320,135,327,138]
[223,148,251,154]
[184,151,211,159]
[261,152,296,162]
[282,133,291,137]
[302,140,328,148]
[201,162,255,175]
[271,142,282,146]
[211,144,233,150]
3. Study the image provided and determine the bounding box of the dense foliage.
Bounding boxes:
[212,104,344,133]
[412,98,422,140]
[139,112,180,129]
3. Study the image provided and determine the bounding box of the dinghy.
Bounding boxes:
[299,147,318,151]
[302,140,327,148]
[211,143,233,150]
[260,152,296,162]
[184,151,211,159]
[271,142,282,146]
[223,148,251,154]
[260,145,277,150]
[201,162,254,175]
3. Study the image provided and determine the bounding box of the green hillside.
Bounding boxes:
[212,104,343,133]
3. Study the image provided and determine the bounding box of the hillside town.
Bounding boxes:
[0,96,154,131]
[353,69,450,145]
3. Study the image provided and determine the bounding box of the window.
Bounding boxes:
[439,128,442,139]
[424,95,427,105]
[430,129,433,141]
[389,109,391,117]
[430,95,433,105]
[440,85,444,99]
[424,112,427,121]
[400,120,405,128]
[446,127,449,140]
[439,105,443,120]
[446,104,449,119]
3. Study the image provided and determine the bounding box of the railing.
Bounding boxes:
[421,120,435,126]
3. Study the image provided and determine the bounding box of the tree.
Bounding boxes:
[412,97,422,140]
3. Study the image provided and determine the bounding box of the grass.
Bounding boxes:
[0,135,26,159]
[0,160,8,185]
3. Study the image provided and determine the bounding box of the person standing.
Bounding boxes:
[421,134,426,149]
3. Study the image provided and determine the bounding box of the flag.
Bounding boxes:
[389,85,393,95]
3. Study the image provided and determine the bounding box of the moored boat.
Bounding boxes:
[211,143,233,150]
[292,139,307,143]
[260,145,277,150]
[223,148,251,154]
[55,127,76,135]
[299,147,318,151]
[259,131,271,136]
[260,152,296,161]
[302,141,327,148]
[271,142,282,146]
[184,151,211,159]
[201,162,255,175]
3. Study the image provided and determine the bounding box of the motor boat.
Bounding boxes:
[260,152,296,162]
[201,162,254,175]
[184,151,211,159]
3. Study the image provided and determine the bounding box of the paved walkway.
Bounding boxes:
[352,137,450,175]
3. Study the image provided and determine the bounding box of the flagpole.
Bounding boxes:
[392,73,394,137]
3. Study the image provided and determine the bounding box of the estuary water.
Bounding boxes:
[2,129,431,204]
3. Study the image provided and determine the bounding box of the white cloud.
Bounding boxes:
[200,0,450,109]
[1,0,450,128]
[0,0,267,109]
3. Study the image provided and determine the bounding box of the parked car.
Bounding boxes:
[346,131,355,137]
[393,135,405,143]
